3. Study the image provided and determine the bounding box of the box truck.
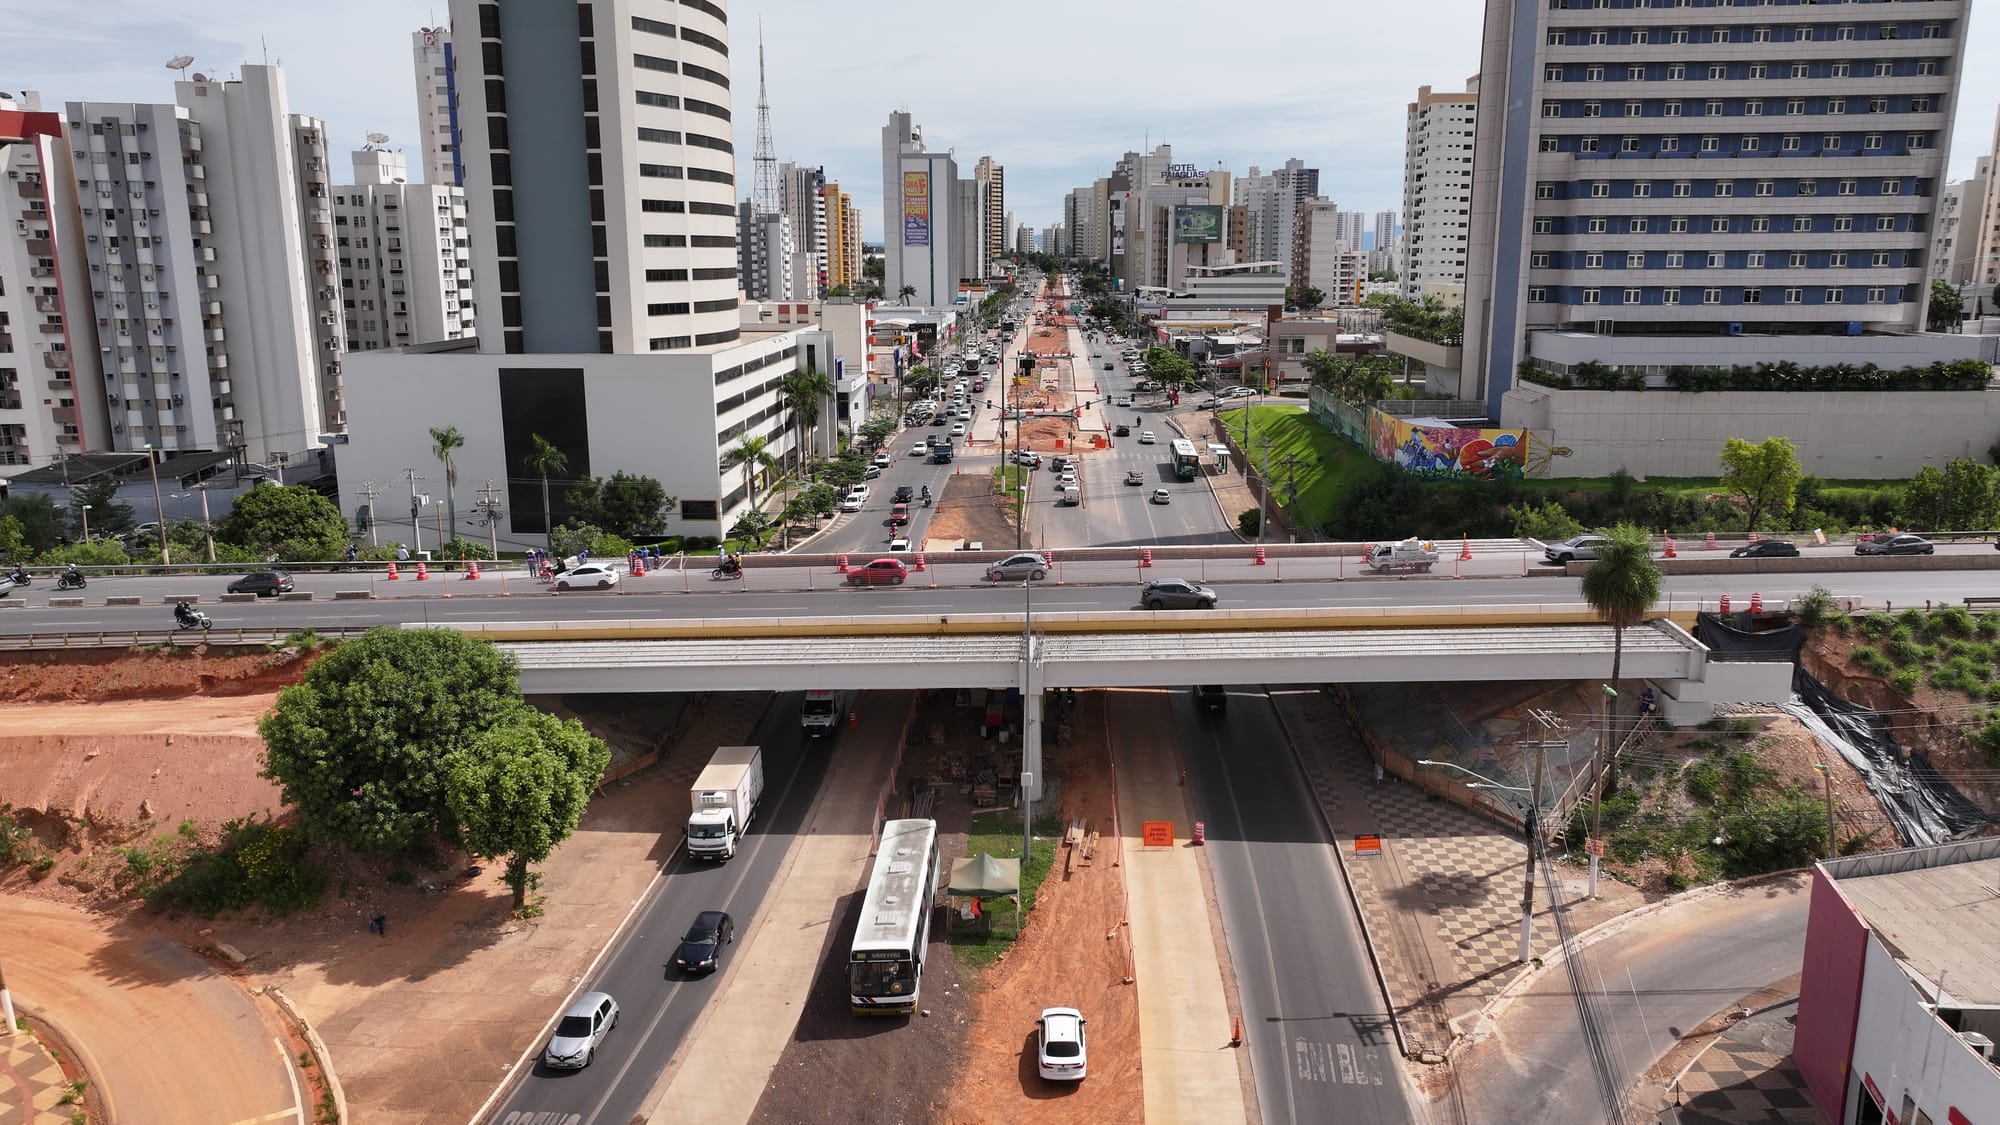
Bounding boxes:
[686,745,765,861]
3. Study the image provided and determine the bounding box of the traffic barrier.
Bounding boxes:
[913,553,926,572]
[1193,820,1206,846]
[1750,591,1763,613]
[1253,545,1267,565]
[1720,593,1732,613]
[1459,534,1473,561]
[1663,533,1678,559]
[1043,550,1055,570]
[386,560,400,580]
[837,554,850,573]
[415,561,430,580]
[1705,532,1717,550]
[1139,548,1153,568]
[465,559,481,580]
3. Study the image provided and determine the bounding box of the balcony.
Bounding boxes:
[205,328,224,342]
[47,377,73,391]
[25,238,51,256]
[38,322,65,334]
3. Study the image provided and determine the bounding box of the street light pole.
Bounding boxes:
[1420,753,1546,964]
[78,503,91,543]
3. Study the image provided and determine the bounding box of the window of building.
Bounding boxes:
[1666,251,1683,267]
[1870,250,1889,267]
[1798,180,1817,197]
[1784,287,1802,304]
[1881,178,1901,195]
[635,90,679,108]
[1741,135,1760,152]
[1711,217,1731,233]
[1542,101,1562,119]
[1673,181,1692,197]
[1875,216,1896,231]
[1670,217,1689,233]
[1589,28,1609,45]
[1670,27,1689,44]
[1750,63,1767,79]
[1589,218,1608,233]
[1627,253,1645,268]
[1580,136,1600,152]
[1584,101,1602,117]
[1707,64,1726,81]
[1715,181,1734,198]
[1540,137,1560,152]
[1745,99,1763,116]
[1873,61,1893,78]
[1547,29,1566,45]
[1587,65,1605,81]
[1833,216,1852,232]
[1748,252,1766,268]
[1536,182,1557,199]
[1623,287,1643,303]
[1701,135,1720,152]
[1534,218,1554,234]
[1664,288,1681,304]
[1790,62,1809,79]
[1531,253,1551,268]
[1703,287,1721,303]
[1585,252,1605,268]
[1669,64,1686,81]
[1627,67,1645,82]
[1591,181,1610,197]
[1867,287,1885,302]
[1831,62,1850,79]
[1546,65,1564,82]
[1754,180,1773,197]
[1622,135,1641,152]
[1836,24,1855,41]
[1912,96,1932,113]
[1789,251,1807,267]
[1917,61,1938,76]
[1624,99,1643,117]
[1581,288,1600,304]
[1744,287,1764,303]
[1751,216,1771,232]
[1907,133,1927,149]
[1633,217,1651,234]
[1528,286,1549,302]
[1829,252,1847,267]
[1792,216,1812,232]
[1664,101,1683,118]
[1825,133,1843,149]
[1705,99,1724,116]
[1781,134,1800,151]
[1633,182,1653,198]
[1706,251,1724,267]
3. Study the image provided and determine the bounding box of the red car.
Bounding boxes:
[846,558,910,586]
[889,503,910,526]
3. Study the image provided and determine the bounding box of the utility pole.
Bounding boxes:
[476,479,503,560]
[1520,708,1561,964]
[272,450,288,487]
[195,482,216,563]
[359,480,381,548]
[402,468,427,557]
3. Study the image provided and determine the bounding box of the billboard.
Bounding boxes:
[1366,413,1530,479]
[902,171,930,246]
[1174,204,1224,244]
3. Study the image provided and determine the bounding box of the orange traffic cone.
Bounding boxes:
[416,561,429,580]
[631,554,645,577]
[913,553,926,572]
[1720,594,1732,612]
[837,554,850,573]
[386,560,400,580]
[1663,533,1677,558]
[1459,534,1473,561]
[1750,591,1763,613]
[465,559,481,580]
[1139,548,1153,568]
[1705,531,1717,550]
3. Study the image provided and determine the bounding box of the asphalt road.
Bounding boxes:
[489,694,833,1125]
[1180,686,1418,1125]
[1454,875,1810,1125]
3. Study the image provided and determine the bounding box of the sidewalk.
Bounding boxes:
[642,692,909,1125]
[1267,687,1648,1058]
[0,1023,70,1125]
[1110,696,1248,1125]
[1643,998,1817,1124]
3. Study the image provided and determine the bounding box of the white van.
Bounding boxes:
[1059,485,1082,506]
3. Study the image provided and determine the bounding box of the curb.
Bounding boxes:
[18,1005,115,1125]
[1266,689,1413,1061]
[1663,993,1801,1094]
[267,985,346,1124]
[1449,866,1812,1056]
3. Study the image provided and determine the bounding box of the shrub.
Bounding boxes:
[1892,666,1922,694]
[147,818,326,917]
[1855,613,1898,639]
[1792,586,1841,629]
[1851,645,1894,675]
[1886,635,1931,667]
[1684,759,1725,804]
[1924,607,1977,639]
[1238,509,1262,537]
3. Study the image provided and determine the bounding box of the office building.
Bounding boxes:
[411,27,462,186]
[881,110,959,304]
[778,161,825,298]
[337,0,809,546]
[737,200,793,300]
[976,156,1005,275]
[823,179,860,291]
[1462,0,1976,420]
[1400,80,1478,302]
[334,146,475,351]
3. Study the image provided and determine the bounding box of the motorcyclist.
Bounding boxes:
[920,484,932,507]
[174,600,198,627]
[61,563,82,587]
[6,565,26,585]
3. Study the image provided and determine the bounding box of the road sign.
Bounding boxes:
[1141,820,1174,848]
[1585,837,1605,859]
[1353,834,1382,857]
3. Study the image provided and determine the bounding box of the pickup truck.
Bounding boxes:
[1364,539,1440,574]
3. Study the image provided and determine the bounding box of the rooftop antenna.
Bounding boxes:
[752,20,779,215]
[165,55,195,79]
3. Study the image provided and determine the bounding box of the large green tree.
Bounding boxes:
[1928,280,1964,333]
[260,629,539,853]
[429,426,465,543]
[217,483,349,559]
[730,435,777,523]
[780,368,835,469]
[566,472,673,541]
[1140,346,1198,389]
[1901,458,1999,531]
[1719,436,1803,532]
[68,477,136,540]
[0,493,62,555]
[1286,285,1326,312]
[444,710,609,909]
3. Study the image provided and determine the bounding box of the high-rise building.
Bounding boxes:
[1233,157,1319,272]
[1294,199,1368,306]
[1399,80,1478,301]
[1462,0,1973,418]
[1969,106,2000,289]
[737,199,793,300]
[976,156,1005,274]
[411,27,462,186]
[823,179,860,291]
[778,161,826,297]
[334,146,475,351]
[1930,166,1985,287]
[0,94,107,474]
[881,110,958,304]
[1372,209,1398,271]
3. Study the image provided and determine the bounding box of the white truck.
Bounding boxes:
[686,745,765,861]
[801,690,844,738]
[1363,538,1440,575]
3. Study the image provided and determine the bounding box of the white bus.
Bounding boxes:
[848,818,941,1016]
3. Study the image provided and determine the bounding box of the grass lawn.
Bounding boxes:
[1216,405,1377,530]
[948,808,1063,974]
[993,464,1028,499]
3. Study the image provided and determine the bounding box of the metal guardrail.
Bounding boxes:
[0,626,374,651]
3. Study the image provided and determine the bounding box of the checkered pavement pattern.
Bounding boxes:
[1670,1010,1817,1124]
[0,1027,72,1124]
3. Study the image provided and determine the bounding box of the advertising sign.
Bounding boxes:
[1173,204,1224,244]
[1366,412,1531,479]
[1165,163,1198,179]
[902,170,930,246]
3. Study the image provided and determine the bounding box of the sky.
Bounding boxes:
[6,0,1997,246]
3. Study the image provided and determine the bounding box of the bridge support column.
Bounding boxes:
[1020,636,1045,805]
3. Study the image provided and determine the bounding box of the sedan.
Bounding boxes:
[950,422,967,438]
[554,563,620,590]
[1196,398,1223,411]
[1126,470,1146,486]
[672,910,735,976]
[846,558,910,586]
[1730,539,1801,559]
[892,485,916,504]
[985,552,1049,582]
[1138,431,1156,444]
[1543,534,1612,564]
[1151,488,1171,505]
[871,451,892,468]
[1140,579,1218,610]
[1037,1007,1088,1082]
[227,568,294,597]
[910,443,930,458]
[544,992,619,1069]
[886,538,911,553]
[1856,533,1935,556]
[840,493,867,513]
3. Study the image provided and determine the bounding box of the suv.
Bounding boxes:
[1140,579,1218,610]
[227,569,294,597]
[1543,534,1612,564]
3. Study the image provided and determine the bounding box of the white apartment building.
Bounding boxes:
[1064,186,1093,259]
[1294,199,1369,306]
[334,146,474,351]
[1969,106,2000,289]
[975,155,1005,274]
[881,111,959,305]
[1372,209,1399,272]
[1929,169,1980,286]
[1400,81,1478,302]
[737,200,793,300]
[0,95,107,475]
[411,27,462,187]
[338,0,808,546]
[778,161,825,298]
[1232,157,1319,271]
[1462,0,1974,420]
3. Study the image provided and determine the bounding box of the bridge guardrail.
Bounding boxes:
[0,626,373,651]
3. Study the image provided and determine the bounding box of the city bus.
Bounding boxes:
[1169,438,1201,481]
[848,818,941,1015]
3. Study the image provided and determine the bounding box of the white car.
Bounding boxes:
[1222,386,1258,399]
[950,422,967,437]
[872,451,892,468]
[1037,1007,1087,1081]
[910,443,929,457]
[1138,431,1156,444]
[1059,471,1079,488]
[1014,450,1043,468]
[544,992,620,1069]
[886,538,911,553]
[840,492,866,513]
[1151,488,1172,505]
[554,563,621,591]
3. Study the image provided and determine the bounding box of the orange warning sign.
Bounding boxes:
[1353,834,1383,857]
[1142,820,1174,848]
[1585,837,1605,859]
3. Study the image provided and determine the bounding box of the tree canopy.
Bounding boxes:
[444,710,608,908]
[217,483,350,559]
[0,493,62,556]
[1139,346,1198,389]
[1928,280,1964,333]
[1901,458,1998,532]
[1718,436,1802,532]
[565,472,673,540]
[68,477,136,539]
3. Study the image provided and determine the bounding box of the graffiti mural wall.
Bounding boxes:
[1367,414,1531,479]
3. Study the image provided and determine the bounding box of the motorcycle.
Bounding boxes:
[5,568,28,587]
[56,571,87,591]
[173,604,212,632]
[710,561,743,581]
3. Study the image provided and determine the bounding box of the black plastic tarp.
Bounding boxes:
[1695,612,1988,847]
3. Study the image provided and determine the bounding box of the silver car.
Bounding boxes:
[1544,534,1611,563]
[544,991,619,1069]
[1140,579,1218,610]
[985,552,1049,582]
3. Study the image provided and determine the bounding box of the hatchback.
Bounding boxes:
[889,503,910,526]
[1151,488,1171,505]
[950,422,967,438]
[1138,431,1156,444]
[227,568,294,597]
[871,451,892,468]
[1856,533,1934,556]
[1014,451,1043,468]
[910,443,930,458]
[1730,539,1801,559]
[840,492,866,513]
[1140,579,1218,610]
[984,552,1049,582]
[672,911,735,976]
[846,558,910,586]
[544,992,619,1069]
[553,563,620,591]
[1037,1007,1088,1081]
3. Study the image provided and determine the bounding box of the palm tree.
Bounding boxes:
[521,434,567,555]
[780,368,834,470]
[729,435,777,538]
[1579,523,1662,893]
[898,284,917,305]
[429,426,464,545]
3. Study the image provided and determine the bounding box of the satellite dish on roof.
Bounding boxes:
[366,132,390,146]
[166,55,195,76]
[191,74,208,83]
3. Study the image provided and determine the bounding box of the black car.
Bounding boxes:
[227,568,294,597]
[672,910,735,975]
[1113,425,1131,437]
[1729,540,1800,559]
[1855,533,1935,556]
[891,485,916,504]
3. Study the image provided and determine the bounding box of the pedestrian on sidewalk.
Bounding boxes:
[368,908,387,937]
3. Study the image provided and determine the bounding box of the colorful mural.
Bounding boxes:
[1367,414,1531,479]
